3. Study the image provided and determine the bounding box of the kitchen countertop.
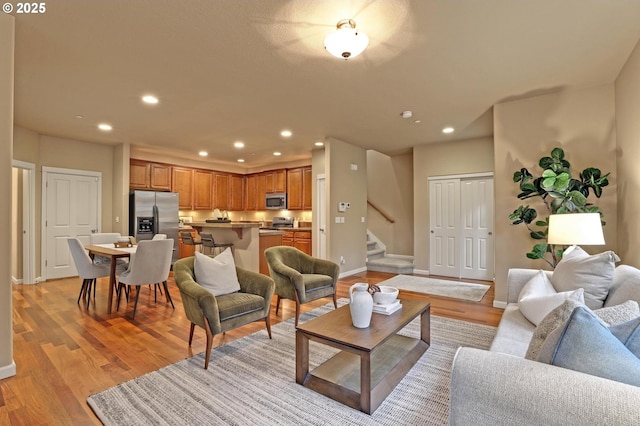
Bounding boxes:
[190,221,261,228]
[259,229,285,236]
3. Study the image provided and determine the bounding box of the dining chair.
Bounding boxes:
[116,239,174,319]
[152,234,167,240]
[89,232,128,268]
[67,237,127,309]
[199,233,233,256]
[264,246,340,326]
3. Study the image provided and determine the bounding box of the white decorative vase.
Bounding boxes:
[349,283,374,328]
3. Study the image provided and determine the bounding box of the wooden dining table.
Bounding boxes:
[84,244,137,314]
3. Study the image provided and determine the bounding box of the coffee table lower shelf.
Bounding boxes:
[298,334,429,414]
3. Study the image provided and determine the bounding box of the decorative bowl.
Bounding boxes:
[373,286,399,305]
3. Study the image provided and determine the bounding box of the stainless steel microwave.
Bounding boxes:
[266,193,287,210]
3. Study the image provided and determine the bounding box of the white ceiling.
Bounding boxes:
[12,0,640,170]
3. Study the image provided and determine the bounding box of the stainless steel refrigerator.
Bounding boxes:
[129,190,179,263]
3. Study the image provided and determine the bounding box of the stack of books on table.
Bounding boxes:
[372,300,402,315]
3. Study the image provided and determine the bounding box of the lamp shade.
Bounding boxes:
[547,213,605,245]
[324,19,369,59]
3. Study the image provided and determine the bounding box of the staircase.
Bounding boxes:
[366,232,414,274]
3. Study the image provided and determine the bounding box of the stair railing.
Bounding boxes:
[367,200,395,223]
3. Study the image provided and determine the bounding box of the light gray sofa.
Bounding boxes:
[450,265,640,426]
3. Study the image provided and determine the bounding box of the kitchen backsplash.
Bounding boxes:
[179,210,312,224]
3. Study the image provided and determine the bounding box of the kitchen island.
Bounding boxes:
[189,222,263,272]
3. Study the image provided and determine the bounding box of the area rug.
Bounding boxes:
[379,275,490,302]
[87,300,496,426]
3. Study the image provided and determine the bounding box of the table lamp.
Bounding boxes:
[547,212,605,247]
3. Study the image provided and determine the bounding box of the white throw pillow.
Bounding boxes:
[518,270,585,326]
[551,246,620,310]
[194,249,240,296]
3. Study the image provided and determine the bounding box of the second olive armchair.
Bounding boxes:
[173,256,275,369]
[264,246,340,326]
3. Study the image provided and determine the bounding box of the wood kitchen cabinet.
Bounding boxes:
[193,170,213,210]
[259,232,283,275]
[244,175,257,211]
[172,167,194,210]
[283,230,312,255]
[256,173,267,210]
[214,173,229,210]
[287,166,312,210]
[130,160,172,191]
[229,174,244,211]
[265,169,286,193]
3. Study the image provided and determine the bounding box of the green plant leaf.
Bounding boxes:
[530,230,546,240]
[551,147,565,161]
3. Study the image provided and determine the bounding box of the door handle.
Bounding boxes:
[430,230,434,234]
[488,232,493,235]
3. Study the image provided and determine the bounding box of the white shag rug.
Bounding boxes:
[377,275,490,302]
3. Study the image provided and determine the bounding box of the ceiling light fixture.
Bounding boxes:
[324,19,369,60]
[401,111,413,119]
[142,95,159,105]
[97,123,112,132]
[198,151,208,157]
[315,141,324,147]
[280,130,292,137]
[237,158,245,163]
[442,127,455,134]
[234,141,245,148]
[273,152,282,156]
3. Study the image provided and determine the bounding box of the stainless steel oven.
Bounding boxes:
[266,193,287,210]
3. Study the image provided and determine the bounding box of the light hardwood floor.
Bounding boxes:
[1,271,503,425]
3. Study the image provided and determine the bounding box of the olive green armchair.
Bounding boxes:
[173,256,275,369]
[264,246,340,326]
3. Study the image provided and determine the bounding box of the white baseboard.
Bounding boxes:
[339,266,368,279]
[413,268,429,275]
[0,361,16,380]
[11,276,22,284]
[493,300,507,309]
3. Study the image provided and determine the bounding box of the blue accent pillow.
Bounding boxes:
[610,315,640,357]
[550,307,640,386]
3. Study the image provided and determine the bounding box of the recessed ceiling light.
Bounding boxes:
[280,130,292,138]
[97,123,112,131]
[442,127,455,134]
[414,120,421,124]
[401,111,413,119]
[198,151,208,157]
[234,141,245,148]
[315,141,324,147]
[75,115,84,119]
[237,159,245,163]
[142,95,159,105]
[273,152,282,156]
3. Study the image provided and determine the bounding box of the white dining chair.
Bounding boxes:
[152,234,167,240]
[68,238,127,309]
[116,239,174,319]
[90,232,125,266]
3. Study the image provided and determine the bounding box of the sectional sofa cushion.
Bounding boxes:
[194,248,241,296]
[536,307,640,387]
[518,270,584,326]
[551,246,620,309]
[593,300,640,326]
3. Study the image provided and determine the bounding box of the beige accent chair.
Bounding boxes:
[116,239,174,319]
[264,246,340,326]
[173,256,275,369]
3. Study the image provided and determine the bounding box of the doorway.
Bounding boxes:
[429,173,494,280]
[11,160,36,284]
[42,167,102,280]
[315,174,327,259]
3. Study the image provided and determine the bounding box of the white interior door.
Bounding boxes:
[316,174,327,259]
[429,179,460,277]
[460,177,494,280]
[43,168,101,280]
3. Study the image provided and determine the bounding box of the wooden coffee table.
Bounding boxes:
[295,299,430,414]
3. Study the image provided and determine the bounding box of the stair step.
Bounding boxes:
[367,248,385,258]
[367,256,414,274]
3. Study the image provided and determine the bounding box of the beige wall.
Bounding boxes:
[366,150,414,255]
[11,168,22,280]
[326,137,368,273]
[494,85,618,303]
[413,137,495,272]
[616,37,640,267]
[1,12,15,379]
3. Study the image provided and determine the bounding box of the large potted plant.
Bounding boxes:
[509,147,609,268]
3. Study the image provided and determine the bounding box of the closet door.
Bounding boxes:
[429,179,460,277]
[460,178,494,280]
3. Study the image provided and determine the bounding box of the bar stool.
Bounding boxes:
[200,233,234,256]
[180,231,202,253]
